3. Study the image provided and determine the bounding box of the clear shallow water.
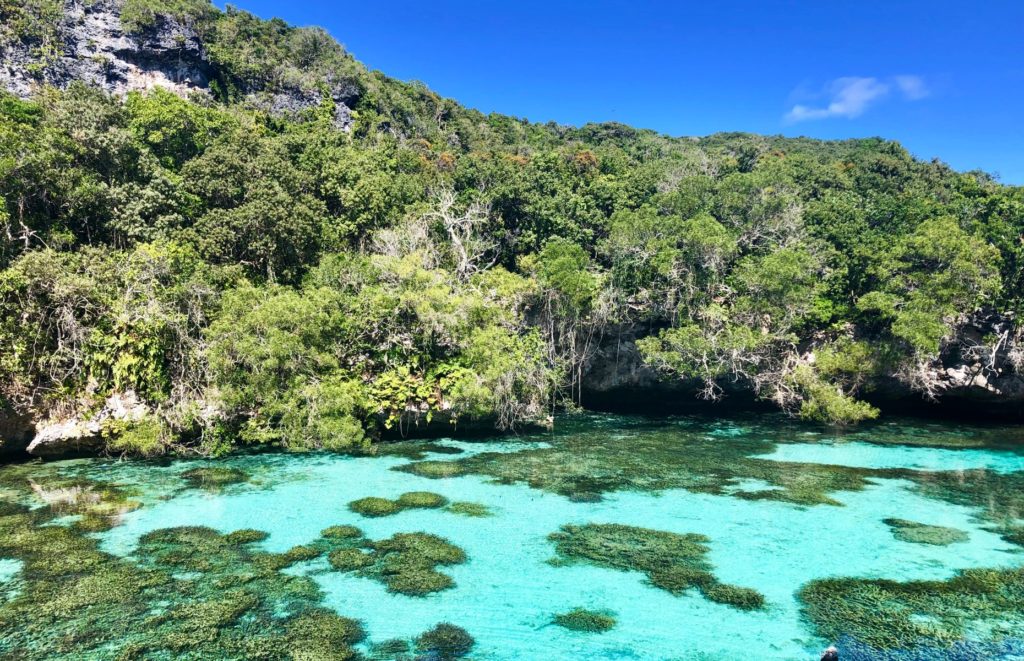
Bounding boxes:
[2,414,1024,660]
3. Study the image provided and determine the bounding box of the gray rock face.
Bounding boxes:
[26,390,148,458]
[932,309,1024,404]
[0,0,355,129]
[0,403,35,457]
[1,0,211,98]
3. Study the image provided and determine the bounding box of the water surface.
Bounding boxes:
[1,414,1023,660]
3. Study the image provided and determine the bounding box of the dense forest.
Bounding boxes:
[1,0,1022,457]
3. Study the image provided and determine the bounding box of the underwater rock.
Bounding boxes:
[26,391,148,458]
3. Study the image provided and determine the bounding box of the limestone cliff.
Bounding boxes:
[0,0,355,128]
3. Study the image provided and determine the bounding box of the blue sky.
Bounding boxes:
[226,1,1023,184]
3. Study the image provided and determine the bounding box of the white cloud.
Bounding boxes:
[894,75,929,100]
[785,75,928,123]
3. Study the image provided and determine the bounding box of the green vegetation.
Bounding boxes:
[0,0,1022,461]
[552,608,617,632]
[548,523,765,610]
[799,568,1024,651]
[883,518,969,546]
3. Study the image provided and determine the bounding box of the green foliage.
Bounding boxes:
[125,88,234,168]
[860,216,1002,356]
[103,415,172,457]
[0,0,1020,457]
[120,0,217,33]
[787,364,879,425]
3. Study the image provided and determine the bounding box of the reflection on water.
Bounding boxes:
[0,413,1022,659]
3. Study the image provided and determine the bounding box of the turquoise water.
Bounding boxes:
[2,414,1024,659]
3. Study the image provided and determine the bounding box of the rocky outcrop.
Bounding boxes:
[0,0,355,129]
[0,403,35,457]
[582,313,1024,418]
[25,391,148,458]
[1,0,211,98]
[580,324,757,412]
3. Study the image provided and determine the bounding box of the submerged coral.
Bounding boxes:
[391,415,1024,540]
[319,527,467,597]
[799,567,1024,651]
[348,491,449,518]
[883,518,969,546]
[548,523,765,610]
[446,501,492,517]
[0,509,363,659]
[0,491,474,659]
[396,491,449,509]
[348,496,403,518]
[415,623,475,659]
[180,466,249,490]
[393,460,467,479]
[552,608,617,632]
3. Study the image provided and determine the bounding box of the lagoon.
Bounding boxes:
[1,414,1023,659]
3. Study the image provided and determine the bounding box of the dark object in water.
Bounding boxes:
[821,646,839,661]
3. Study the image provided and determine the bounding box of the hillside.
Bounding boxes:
[1,0,1022,458]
